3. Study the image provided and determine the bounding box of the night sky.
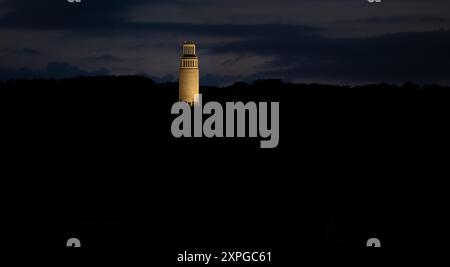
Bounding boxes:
[0,0,449,85]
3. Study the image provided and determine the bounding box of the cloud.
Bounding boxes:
[2,47,42,56]
[0,0,147,30]
[85,54,123,63]
[221,55,248,67]
[210,29,450,84]
[0,0,200,33]
[335,16,448,25]
[201,73,243,86]
[0,0,318,38]
[0,62,109,80]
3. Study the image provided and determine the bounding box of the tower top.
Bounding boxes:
[182,41,197,57]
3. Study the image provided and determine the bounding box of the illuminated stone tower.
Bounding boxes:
[179,41,199,105]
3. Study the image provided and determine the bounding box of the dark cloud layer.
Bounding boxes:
[0,0,150,29]
[2,47,42,56]
[85,55,123,63]
[210,29,450,83]
[336,16,448,25]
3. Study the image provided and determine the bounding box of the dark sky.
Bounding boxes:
[0,0,449,85]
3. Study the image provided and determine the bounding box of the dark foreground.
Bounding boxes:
[3,77,447,255]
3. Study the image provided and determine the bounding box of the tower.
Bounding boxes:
[179,41,199,105]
